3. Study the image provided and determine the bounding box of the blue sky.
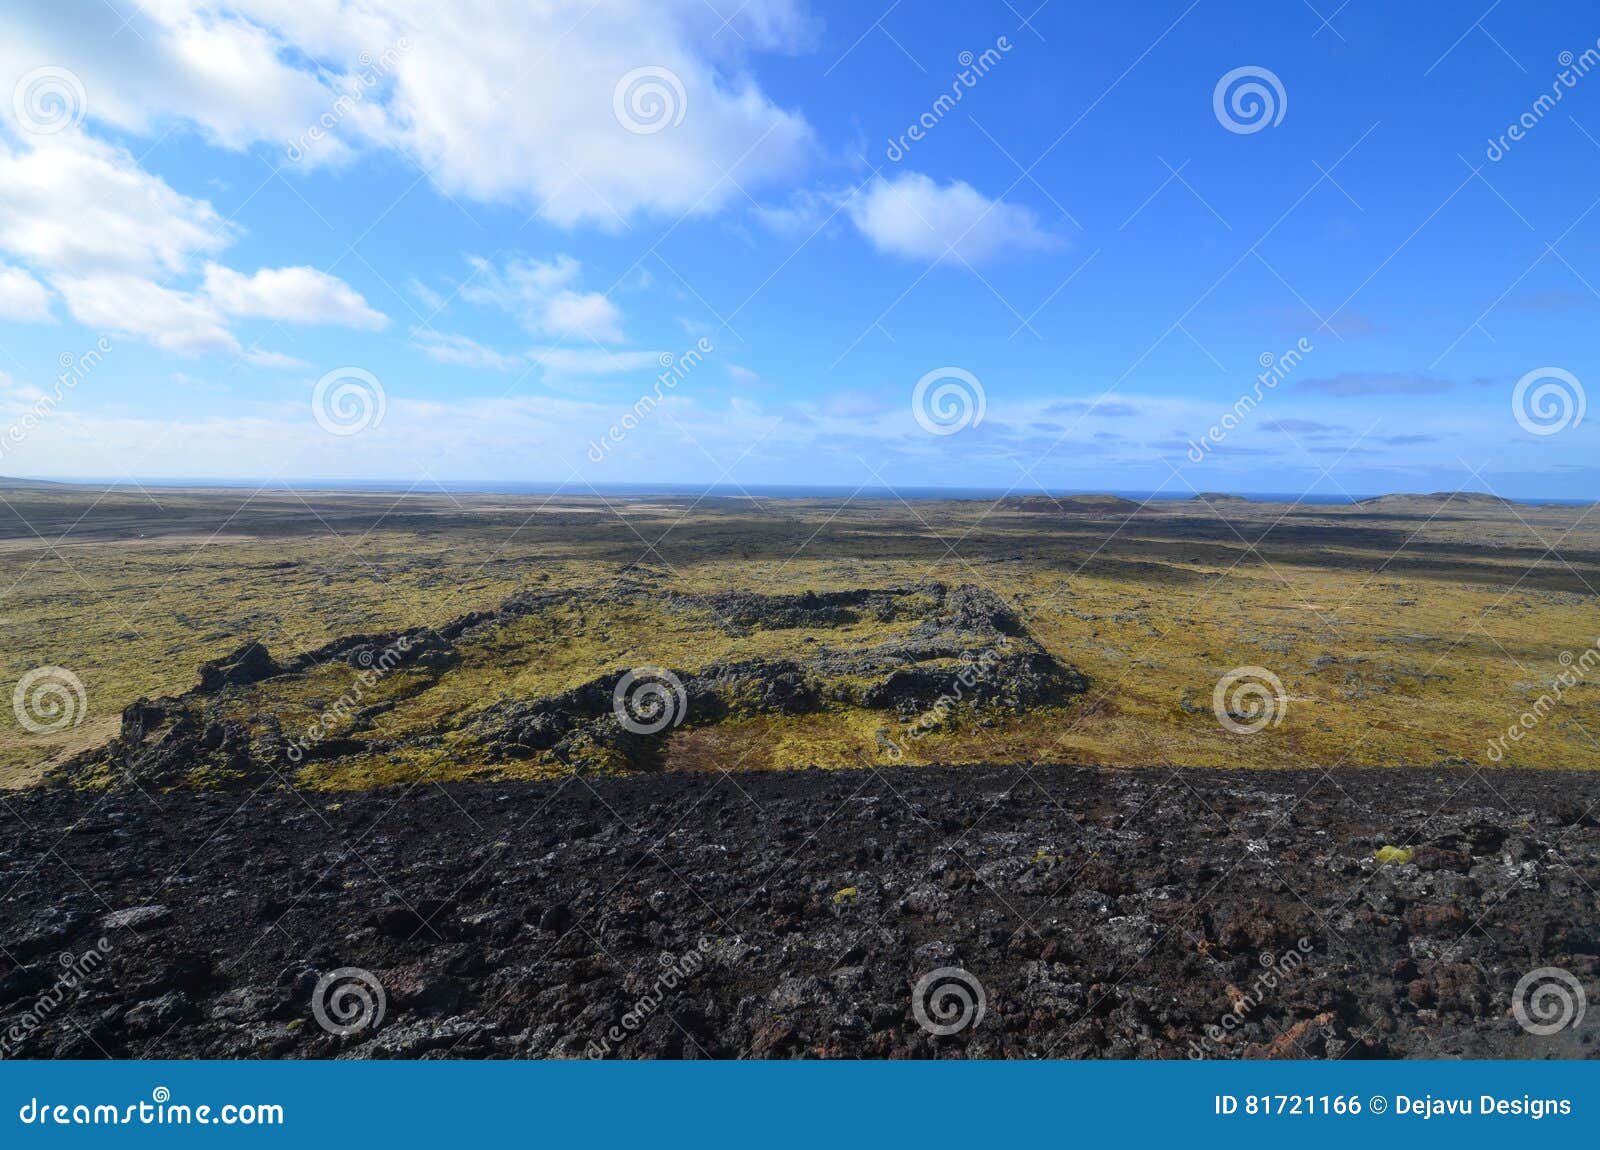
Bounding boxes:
[0,0,1596,498]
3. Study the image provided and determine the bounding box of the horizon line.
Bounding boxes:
[6,475,1595,507]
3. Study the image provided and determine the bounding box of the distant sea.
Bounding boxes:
[41,477,1597,507]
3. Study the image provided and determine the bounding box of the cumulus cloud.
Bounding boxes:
[53,274,237,354]
[0,134,228,277]
[0,264,53,321]
[0,0,387,157]
[847,172,1058,265]
[0,129,379,353]
[203,263,387,329]
[375,1,813,226]
[0,1,817,378]
[0,0,815,227]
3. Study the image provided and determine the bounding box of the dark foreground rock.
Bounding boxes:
[2,765,1598,1059]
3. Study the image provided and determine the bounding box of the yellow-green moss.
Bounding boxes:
[6,486,1599,787]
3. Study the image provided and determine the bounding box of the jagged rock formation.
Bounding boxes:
[61,582,1087,789]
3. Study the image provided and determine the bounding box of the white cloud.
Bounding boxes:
[0,126,380,355]
[462,255,624,343]
[406,276,447,312]
[0,0,394,161]
[54,275,237,355]
[0,133,228,277]
[751,186,840,235]
[847,172,1058,265]
[203,263,387,329]
[529,348,666,376]
[0,133,250,354]
[727,363,761,384]
[0,264,53,321]
[373,1,813,226]
[412,330,522,371]
[240,349,309,369]
[0,1,814,227]
[409,335,670,377]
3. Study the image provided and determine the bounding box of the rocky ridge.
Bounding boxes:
[62,582,1085,788]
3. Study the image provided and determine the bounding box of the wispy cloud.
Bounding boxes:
[412,330,522,371]
[1042,399,1139,418]
[461,255,625,343]
[1296,372,1452,396]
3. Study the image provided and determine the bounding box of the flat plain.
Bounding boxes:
[2,483,1596,789]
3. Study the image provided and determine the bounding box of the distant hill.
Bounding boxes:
[0,475,69,490]
[1189,492,1249,504]
[1357,491,1514,508]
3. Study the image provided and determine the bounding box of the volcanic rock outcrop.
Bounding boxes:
[61,582,1086,788]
